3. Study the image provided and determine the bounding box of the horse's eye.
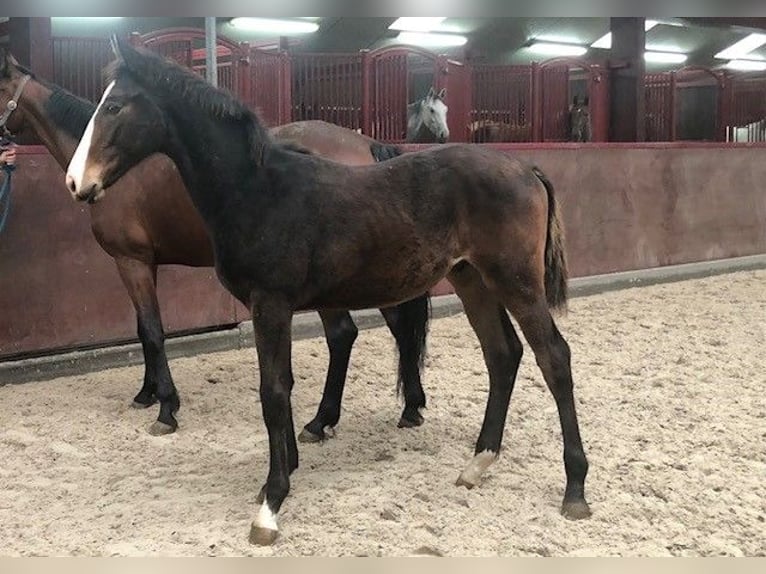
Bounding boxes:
[104,103,121,114]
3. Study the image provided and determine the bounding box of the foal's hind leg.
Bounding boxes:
[115,257,181,435]
[448,263,524,488]
[380,295,430,428]
[486,268,591,519]
[298,310,358,443]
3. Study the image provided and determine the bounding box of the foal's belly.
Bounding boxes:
[301,254,454,311]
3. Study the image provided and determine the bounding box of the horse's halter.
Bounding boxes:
[0,74,31,138]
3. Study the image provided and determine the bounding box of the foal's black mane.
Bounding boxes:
[15,62,96,139]
[105,49,297,161]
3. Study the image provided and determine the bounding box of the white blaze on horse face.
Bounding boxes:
[432,98,449,138]
[66,80,115,193]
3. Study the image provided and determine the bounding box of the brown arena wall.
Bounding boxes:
[1,142,764,359]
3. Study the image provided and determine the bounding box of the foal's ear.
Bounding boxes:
[427,86,435,99]
[109,34,123,59]
[110,34,135,63]
[437,87,446,100]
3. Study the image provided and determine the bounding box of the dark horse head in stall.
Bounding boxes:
[568,94,592,142]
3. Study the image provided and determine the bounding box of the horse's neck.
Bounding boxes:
[406,102,422,141]
[20,81,82,169]
[164,108,265,225]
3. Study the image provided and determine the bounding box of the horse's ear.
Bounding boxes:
[427,86,435,99]
[583,96,589,106]
[109,34,124,59]
[437,88,446,100]
[572,95,580,105]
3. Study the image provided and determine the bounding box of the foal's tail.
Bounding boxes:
[369,141,403,162]
[532,166,569,311]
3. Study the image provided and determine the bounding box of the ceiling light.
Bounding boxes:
[389,18,447,32]
[591,20,659,49]
[725,59,766,71]
[644,51,688,63]
[396,31,467,47]
[528,42,587,57]
[52,17,124,21]
[229,17,319,34]
[715,33,766,60]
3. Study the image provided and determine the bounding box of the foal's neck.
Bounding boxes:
[162,106,267,226]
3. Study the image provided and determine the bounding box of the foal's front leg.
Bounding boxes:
[248,296,299,546]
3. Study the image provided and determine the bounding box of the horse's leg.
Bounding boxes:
[482,264,591,520]
[298,309,358,443]
[249,295,297,546]
[379,295,430,428]
[115,257,181,435]
[447,263,523,488]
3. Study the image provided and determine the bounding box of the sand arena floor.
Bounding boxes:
[0,270,764,556]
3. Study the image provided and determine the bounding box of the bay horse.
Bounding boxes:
[466,119,532,143]
[0,48,430,439]
[67,37,591,544]
[406,87,449,143]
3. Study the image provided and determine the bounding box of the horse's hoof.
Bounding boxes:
[397,412,424,428]
[455,451,496,489]
[130,397,156,409]
[561,499,592,520]
[249,524,279,546]
[455,475,477,489]
[148,421,177,436]
[297,428,323,443]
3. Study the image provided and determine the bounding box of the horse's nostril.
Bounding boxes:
[65,174,77,194]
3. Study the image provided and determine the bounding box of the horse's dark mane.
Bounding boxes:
[106,48,275,160]
[14,62,96,139]
[46,86,97,140]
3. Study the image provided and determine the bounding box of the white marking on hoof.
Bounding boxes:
[255,497,278,532]
[456,450,497,488]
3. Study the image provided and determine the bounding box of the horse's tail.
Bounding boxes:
[393,294,431,400]
[369,140,428,398]
[369,141,403,162]
[532,166,568,311]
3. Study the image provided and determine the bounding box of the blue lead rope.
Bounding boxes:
[0,163,15,234]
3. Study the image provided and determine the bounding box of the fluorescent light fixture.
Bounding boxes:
[715,33,766,60]
[53,17,123,21]
[229,17,319,34]
[389,17,447,32]
[396,31,467,47]
[591,19,659,49]
[644,51,687,63]
[725,59,766,71]
[528,42,587,57]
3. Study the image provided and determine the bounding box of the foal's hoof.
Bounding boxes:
[249,524,279,546]
[561,499,592,520]
[455,475,477,490]
[148,421,177,436]
[298,425,334,443]
[397,411,424,428]
[130,396,157,409]
[297,428,323,443]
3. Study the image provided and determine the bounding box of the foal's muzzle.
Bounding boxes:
[66,175,104,204]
